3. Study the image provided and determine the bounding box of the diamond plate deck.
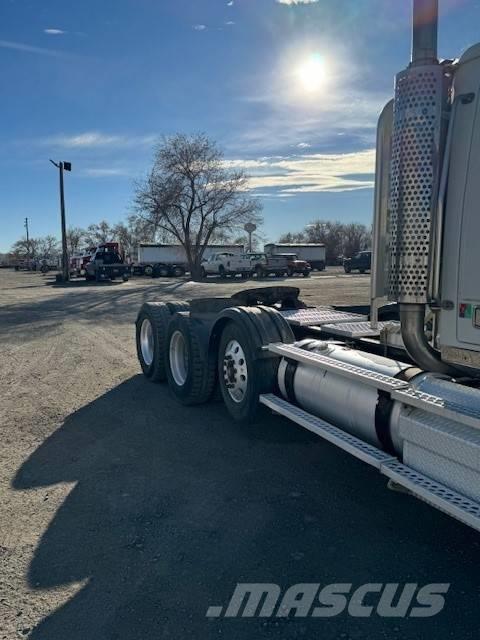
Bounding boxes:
[392,387,480,432]
[321,320,400,338]
[279,308,367,327]
[268,343,409,392]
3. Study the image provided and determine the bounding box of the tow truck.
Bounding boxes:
[134,0,480,532]
[85,243,130,282]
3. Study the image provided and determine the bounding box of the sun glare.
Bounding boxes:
[296,53,326,93]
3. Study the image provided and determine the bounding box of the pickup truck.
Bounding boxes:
[201,253,252,279]
[248,253,289,278]
[343,250,371,274]
[278,253,312,277]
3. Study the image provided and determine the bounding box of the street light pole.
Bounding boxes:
[50,159,71,281]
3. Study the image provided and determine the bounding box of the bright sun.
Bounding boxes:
[296,54,326,92]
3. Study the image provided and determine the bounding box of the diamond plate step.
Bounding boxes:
[260,394,480,532]
[279,308,367,327]
[268,343,409,392]
[260,394,396,469]
[381,460,480,532]
[321,320,400,338]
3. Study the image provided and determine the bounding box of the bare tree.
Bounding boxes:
[134,134,262,279]
[36,235,60,261]
[278,231,307,244]
[10,235,60,265]
[305,221,345,264]
[342,222,371,258]
[11,236,40,260]
[113,216,153,261]
[279,220,372,264]
[66,227,86,255]
[84,220,115,246]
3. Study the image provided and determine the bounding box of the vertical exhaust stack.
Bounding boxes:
[412,0,438,65]
[388,0,453,372]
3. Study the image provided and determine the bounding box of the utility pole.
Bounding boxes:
[50,160,72,281]
[24,217,30,261]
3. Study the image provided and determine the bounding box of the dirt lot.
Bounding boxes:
[0,268,479,640]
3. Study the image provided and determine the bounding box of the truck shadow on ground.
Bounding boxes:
[13,376,480,639]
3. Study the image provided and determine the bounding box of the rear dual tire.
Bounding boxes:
[135,301,190,382]
[165,314,216,405]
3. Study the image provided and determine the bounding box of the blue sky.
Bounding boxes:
[1,0,479,251]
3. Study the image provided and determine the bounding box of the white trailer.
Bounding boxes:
[265,243,326,271]
[134,0,480,533]
[135,244,244,277]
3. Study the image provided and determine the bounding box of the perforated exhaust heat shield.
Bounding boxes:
[388,64,447,303]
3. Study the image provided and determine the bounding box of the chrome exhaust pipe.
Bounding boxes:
[399,304,454,374]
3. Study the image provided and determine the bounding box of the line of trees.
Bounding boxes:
[7,217,151,264]
[279,220,372,265]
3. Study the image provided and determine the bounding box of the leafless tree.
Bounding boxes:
[36,235,60,261]
[113,216,153,261]
[66,227,87,255]
[84,220,115,246]
[342,222,371,258]
[10,235,60,264]
[10,237,40,260]
[134,134,262,279]
[278,231,307,244]
[280,220,371,264]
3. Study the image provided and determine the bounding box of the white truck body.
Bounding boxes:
[137,244,244,267]
[264,244,326,270]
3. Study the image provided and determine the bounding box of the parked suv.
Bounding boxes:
[343,250,371,274]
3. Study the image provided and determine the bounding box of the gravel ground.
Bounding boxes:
[0,268,479,640]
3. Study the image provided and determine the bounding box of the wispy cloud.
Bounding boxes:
[44,28,65,35]
[276,0,319,4]
[236,85,385,153]
[41,131,157,149]
[81,168,132,178]
[193,24,207,31]
[227,1,234,5]
[0,39,64,57]
[225,149,375,194]
[225,21,235,26]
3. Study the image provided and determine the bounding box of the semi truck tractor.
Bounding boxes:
[134,0,480,532]
[265,243,326,271]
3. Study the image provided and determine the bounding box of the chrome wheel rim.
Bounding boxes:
[140,319,154,366]
[223,339,248,403]
[170,330,188,386]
